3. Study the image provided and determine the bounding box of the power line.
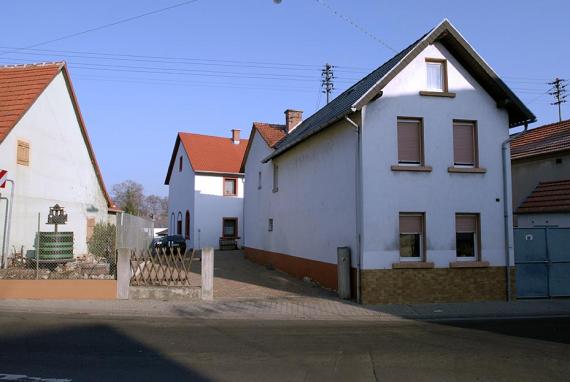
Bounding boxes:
[0,0,200,57]
[314,0,397,53]
[548,77,568,122]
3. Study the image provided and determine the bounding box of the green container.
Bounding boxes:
[38,232,74,260]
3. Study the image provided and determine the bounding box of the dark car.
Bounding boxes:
[150,235,186,255]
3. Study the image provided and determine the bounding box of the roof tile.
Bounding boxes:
[253,122,286,148]
[511,120,570,160]
[179,132,248,173]
[516,179,570,214]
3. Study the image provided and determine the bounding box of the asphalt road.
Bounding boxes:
[0,313,569,381]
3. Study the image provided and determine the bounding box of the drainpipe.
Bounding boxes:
[0,195,8,268]
[345,114,363,304]
[1,180,14,269]
[501,123,528,301]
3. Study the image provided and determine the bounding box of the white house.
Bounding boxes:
[165,130,247,249]
[242,20,536,304]
[0,62,116,264]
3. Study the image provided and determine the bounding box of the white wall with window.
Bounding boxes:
[167,143,195,248]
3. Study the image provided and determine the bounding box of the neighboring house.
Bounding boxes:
[515,180,570,228]
[242,20,535,304]
[511,119,570,212]
[0,62,116,261]
[165,130,247,249]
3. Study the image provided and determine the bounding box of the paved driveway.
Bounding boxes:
[191,250,336,300]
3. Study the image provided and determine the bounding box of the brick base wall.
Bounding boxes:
[361,267,516,304]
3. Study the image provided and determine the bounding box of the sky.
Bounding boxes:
[1,0,568,196]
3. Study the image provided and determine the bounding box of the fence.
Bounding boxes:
[130,248,198,287]
[116,212,154,252]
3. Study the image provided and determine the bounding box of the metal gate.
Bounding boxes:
[514,228,570,298]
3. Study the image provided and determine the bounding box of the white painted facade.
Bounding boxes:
[167,143,244,249]
[244,41,513,271]
[0,72,110,258]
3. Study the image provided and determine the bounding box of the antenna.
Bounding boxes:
[321,63,335,104]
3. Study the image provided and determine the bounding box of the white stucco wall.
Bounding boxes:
[167,143,195,248]
[0,72,109,257]
[361,42,511,269]
[244,121,358,266]
[194,173,244,249]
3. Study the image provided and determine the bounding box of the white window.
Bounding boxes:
[258,171,262,190]
[426,59,446,92]
[456,214,479,260]
[399,213,425,260]
[272,163,279,193]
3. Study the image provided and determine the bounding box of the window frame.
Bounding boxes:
[455,213,481,261]
[176,212,183,236]
[452,119,479,168]
[272,163,279,193]
[258,171,262,190]
[222,217,238,238]
[398,212,426,261]
[223,177,238,196]
[17,140,30,166]
[179,156,183,172]
[396,117,425,166]
[185,211,190,240]
[268,218,273,232]
[425,58,448,92]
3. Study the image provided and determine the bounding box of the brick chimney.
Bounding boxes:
[284,109,303,133]
[231,129,240,144]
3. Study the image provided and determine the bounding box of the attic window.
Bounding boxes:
[179,156,183,172]
[426,58,446,91]
[17,140,30,166]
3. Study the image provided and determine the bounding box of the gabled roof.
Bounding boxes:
[264,19,535,163]
[516,179,570,214]
[239,122,287,172]
[0,62,115,209]
[511,119,570,160]
[165,132,248,184]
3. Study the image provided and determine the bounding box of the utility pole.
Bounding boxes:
[321,63,335,104]
[548,77,568,122]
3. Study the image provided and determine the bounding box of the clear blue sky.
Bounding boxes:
[1,0,568,196]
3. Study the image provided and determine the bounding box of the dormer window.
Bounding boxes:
[426,58,447,92]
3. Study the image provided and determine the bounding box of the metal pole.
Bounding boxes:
[3,180,15,269]
[0,195,8,268]
[36,213,40,279]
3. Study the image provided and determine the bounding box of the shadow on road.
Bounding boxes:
[0,323,210,381]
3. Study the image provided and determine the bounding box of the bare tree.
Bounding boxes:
[111,180,145,216]
[144,194,168,227]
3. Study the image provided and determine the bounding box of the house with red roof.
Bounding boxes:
[511,119,570,228]
[164,130,248,249]
[0,62,116,264]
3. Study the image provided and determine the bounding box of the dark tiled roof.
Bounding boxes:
[516,179,570,214]
[511,119,570,160]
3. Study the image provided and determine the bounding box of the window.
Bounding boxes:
[86,218,96,242]
[185,211,190,240]
[258,171,262,190]
[17,140,30,166]
[456,214,479,259]
[179,156,183,172]
[399,213,425,260]
[222,218,238,238]
[223,177,237,196]
[272,163,279,193]
[426,58,447,92]
[453,120,478,167]
[170,213,175,234]
[268,218,273,232]
[177,212,182,235]
[397,118,423,165]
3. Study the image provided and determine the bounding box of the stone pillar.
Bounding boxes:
[116,248,131,300]
[201,247,214,301]
[337,247,351,300]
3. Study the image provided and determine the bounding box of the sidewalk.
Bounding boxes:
[1,297,569,321]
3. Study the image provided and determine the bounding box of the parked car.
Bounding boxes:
[150,235,186,255]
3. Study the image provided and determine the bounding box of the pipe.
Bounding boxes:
[501,124,528,301]
[0,195,8,268]
[4,180,14,269]
[345,114,363,304]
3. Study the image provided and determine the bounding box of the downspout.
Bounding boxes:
[0,195,8,268]
[345,114,363,304]
[1,180,14,269]
[502,123,528,301]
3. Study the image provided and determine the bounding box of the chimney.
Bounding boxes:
[284,109,303,133]
[231,129,240,144]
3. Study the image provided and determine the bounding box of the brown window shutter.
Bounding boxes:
[86,218,96,241]
[399,215,422,234]
[397,119,421,164]
[456,215,476,233]
[453,122,475,165]
[17,140,30,166]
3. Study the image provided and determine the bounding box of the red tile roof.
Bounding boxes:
[165,132,248,184]
[0,62,115,209]
[516,179,570,214]
[0,62,63,141]
[511,120,570,160]
[253,122,286,148]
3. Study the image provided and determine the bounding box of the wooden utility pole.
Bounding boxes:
[548,78,568,122]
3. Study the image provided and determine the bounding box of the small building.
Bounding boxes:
[515,180,570,228]
[511,119,570,214]
[0,62,115,262]
[242,20,535,304]
[165,130,247,249]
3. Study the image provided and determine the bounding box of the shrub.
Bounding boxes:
[88,223,116,263]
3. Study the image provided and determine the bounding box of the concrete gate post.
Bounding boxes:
[116,248,131,300]
[201,247,214,301]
